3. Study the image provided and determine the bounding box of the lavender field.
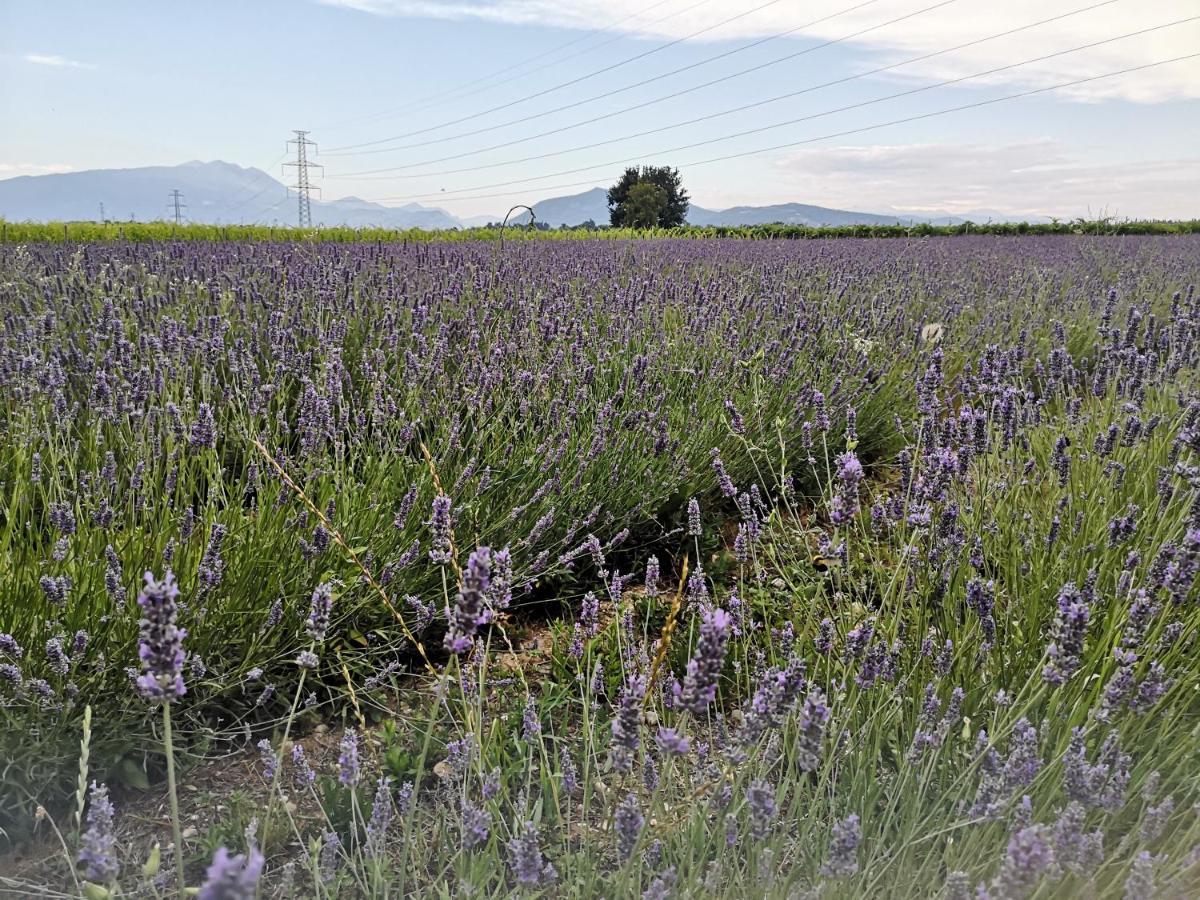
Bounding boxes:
[1,235,1198,897]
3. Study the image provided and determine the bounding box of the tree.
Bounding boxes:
[621,183,668,229]
[607,165,689,228]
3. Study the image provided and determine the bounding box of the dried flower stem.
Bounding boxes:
[645,556,690,708]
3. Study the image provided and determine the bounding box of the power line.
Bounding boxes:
[316,0,708,132]
[325,0,895,161]
[168,189,187,225]
[325,0,797,152]
[367,23,1197,204]
[283,130,322,228]
[336,0,1114,180]
[361,52,1197,209]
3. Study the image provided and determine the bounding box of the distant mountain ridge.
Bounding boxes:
[0,160,999,229]
[504,187,964,228]
[0,161,462,230]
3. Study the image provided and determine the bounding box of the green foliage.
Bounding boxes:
[3,216,1200,243]
[606,165,690,228]
[621,183,670,229]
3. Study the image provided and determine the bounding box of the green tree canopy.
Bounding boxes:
[621,183,668,229]
[607,165,689,228]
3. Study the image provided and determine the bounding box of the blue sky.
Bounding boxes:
[2,0,1197,219]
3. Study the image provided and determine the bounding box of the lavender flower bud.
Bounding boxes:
[365,775,394,857]
[444,546,491,653]
[338,728,360,787]
[814,618,835,655]
[645,555,660,598]
[319,831,341,883]
[189,403,217,450]
[77,781,118,883]
[506,820,556,887]
[522,695,541,741]
[655,727,690,756]
[711,448,737,498]
[45,637,70,677]
[1043,582,1089,685]
[257,739,278,781]
[610,675,646,774]
[428,494,453,565]
[306,582,334,643]
[0,634,23,659]
[292,745,315,789]
[1123,851,1156,899]
[615,793,645,863]
[747,778,777,838]
[673,608,731,715]
[822,814,861,877]
[135,570,187,703]
[796,687,830,772]
[461,800,491,850]
[197,846,264,900]
[991,825,1054,899]
[197,524,226,593]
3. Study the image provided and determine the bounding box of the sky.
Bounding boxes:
[2,0,1198,220]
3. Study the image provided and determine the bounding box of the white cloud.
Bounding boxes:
[0,162,75,176]
[760,140,1200,219]
[316,0,1200,102]
[22,53,94,69]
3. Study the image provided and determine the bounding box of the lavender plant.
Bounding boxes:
[0,235,1197,898]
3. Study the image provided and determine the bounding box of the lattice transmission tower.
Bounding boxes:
[168,189,187,225]
[284,130,322,228]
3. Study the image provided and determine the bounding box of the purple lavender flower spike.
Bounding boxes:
[610,675,646,774]
[1044,582,1090,685]
[990,825,1055,899]
[673,607,731,715]
[461,800,491,850]
[655,726,691,756]
[643,866,677,900]
[196,845,264,900]
[292,745,315,789]
[507,820,556,886]
[429,494,453,565]
[444,546,491,653]
[45,637,70,677]
[615,793,645,862]
[645,555,661,598]
[189,402,217,450]
[135,570,187,703]
[747,778,777,838]
[338,728,360,787]
[77,781,118,883]
[830,451,865,524]
[306,582,334,643]
[711,448,737,498]
[365,775,394,857]
[0,634,23,659]
[822,813,861,877]
[257,739,278,781]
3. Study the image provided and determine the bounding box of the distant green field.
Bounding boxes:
[2,216,1198,243]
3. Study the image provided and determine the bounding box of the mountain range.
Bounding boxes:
[0,160,1004,229]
